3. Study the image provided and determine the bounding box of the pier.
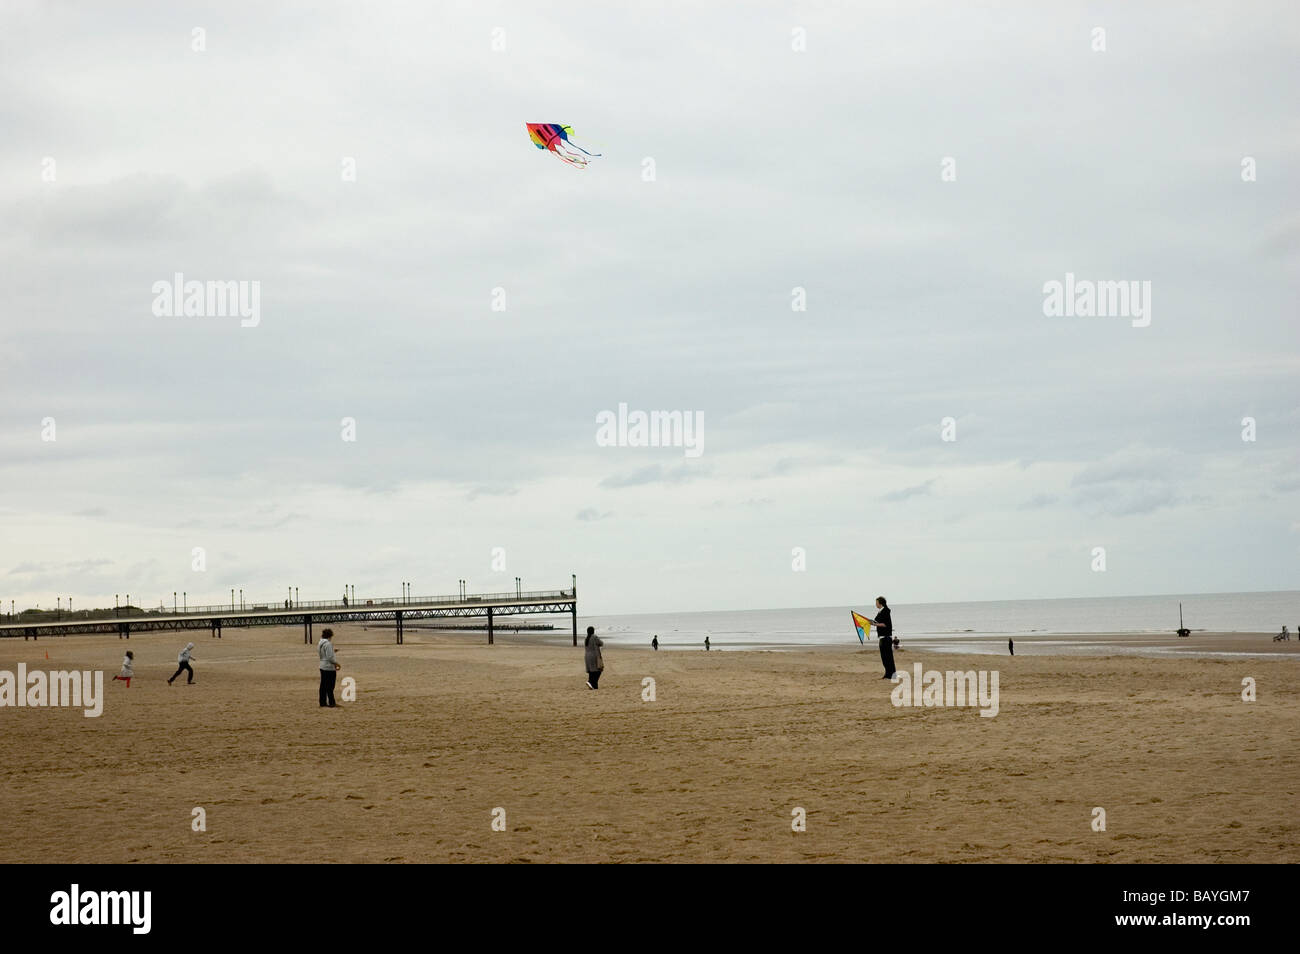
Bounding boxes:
[0,582,579,646]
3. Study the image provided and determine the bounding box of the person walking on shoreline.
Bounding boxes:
[584,626,604,689]
[874,597,895,679]
[319,628,340,707]
[652,635,658,651]
[167,642,196,685]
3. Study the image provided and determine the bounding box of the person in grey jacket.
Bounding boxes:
[167,642,196,685]
[584,626,604,689]
[318,628,340,707]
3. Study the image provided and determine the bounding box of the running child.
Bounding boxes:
[112,650,134,687]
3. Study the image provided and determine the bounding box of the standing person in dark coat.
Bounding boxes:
[1009,638,1015,656]
[318,628,340,707]
[651,635,658,651]
[584,626,604,689]
[874,597,895,679]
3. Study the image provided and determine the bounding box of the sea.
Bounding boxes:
[580,590,1300,657]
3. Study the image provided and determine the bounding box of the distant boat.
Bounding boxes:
[1176,602,1190,637]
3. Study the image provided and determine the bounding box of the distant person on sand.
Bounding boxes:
[874,597,895,679]
[112,651,134,687]
[652,635,659,651]
[893,635,901,652]
[584,626,604,689]
[167,642,196,685]
[1009,638,1015,656]
[318,628,340,707]
[704,636,711,651]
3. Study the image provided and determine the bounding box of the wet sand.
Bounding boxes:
[902,631,1298,657]
[0,624,1295,863]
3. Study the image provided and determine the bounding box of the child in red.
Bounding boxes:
[112,650,134,687]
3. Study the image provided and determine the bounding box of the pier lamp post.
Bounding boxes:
[126,594,130,615]
[231,589,234,611]
[515,577,521,598]
[173,591,177,613]
[295,587,298,607]
[183,591,187,612]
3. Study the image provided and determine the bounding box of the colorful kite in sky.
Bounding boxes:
[526,123,601,168]
[851,610,875,645]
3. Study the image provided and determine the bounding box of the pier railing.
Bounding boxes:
[4,588,575,624]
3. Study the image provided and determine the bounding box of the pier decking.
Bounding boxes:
[0,585,579,646]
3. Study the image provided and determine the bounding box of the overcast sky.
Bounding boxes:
[1,1,1296,616]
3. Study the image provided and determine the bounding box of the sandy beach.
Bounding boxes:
[1,625,1295,863]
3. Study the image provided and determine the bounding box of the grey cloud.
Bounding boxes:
[599,464,705,489]
[881,479,937,502]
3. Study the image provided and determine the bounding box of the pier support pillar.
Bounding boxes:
[396,611,403,645]
[487,607,494,645]
[572,603,577,647]
[211,619,222,639]
[304,614,313,644]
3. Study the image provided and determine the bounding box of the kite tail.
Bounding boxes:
[566,141,601,157]
[552,144,590,168]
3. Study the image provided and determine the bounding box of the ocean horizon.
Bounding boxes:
[582,589,1300,653]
